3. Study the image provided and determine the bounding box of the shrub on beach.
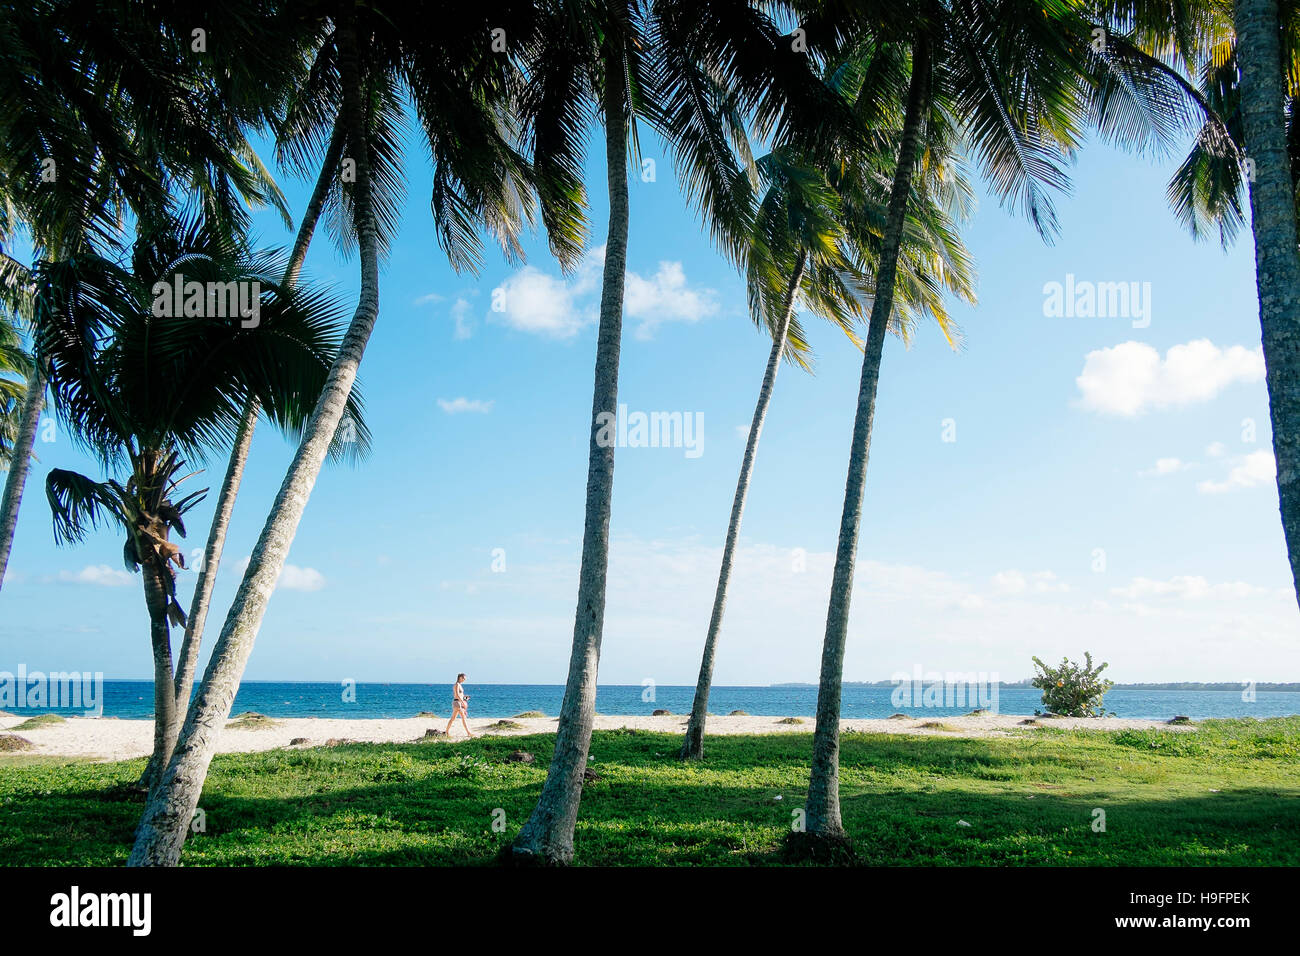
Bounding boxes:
[1031,652,1114,717]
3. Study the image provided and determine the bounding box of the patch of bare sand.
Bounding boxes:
[0,711,1190,762]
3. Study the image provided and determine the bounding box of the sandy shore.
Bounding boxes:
[0,710,1189,762]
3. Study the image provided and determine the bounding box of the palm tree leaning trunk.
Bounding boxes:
[141,550,180,786]
[154,405,255,785]
[510,72,630,867]
[681,251,807,760]
[803,36,930,845]
[0,364,45,592]
[161,121,345,775]
[1234,0,1300,607]
[128,18,380,867]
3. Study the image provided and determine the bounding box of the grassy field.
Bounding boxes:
[2,717,1299,866]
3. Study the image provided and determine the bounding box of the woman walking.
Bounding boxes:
[444,673,474,739]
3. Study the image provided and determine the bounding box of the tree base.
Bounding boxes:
[781,829,857,865]
[499,841,571,867]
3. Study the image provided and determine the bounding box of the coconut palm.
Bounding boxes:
[129,0,582,866]
[786,0,1215,848]
[0,314,33,468]
[168,120,348,772]
[0,0,302,593]
[36,219,369,790]
[1096,0,1300,605]
[680,124,978,758]
[0,217,38,587]
[1233,0,1300,606]
[506,0,855,864]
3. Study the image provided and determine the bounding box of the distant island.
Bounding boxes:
[771,681,1300,691]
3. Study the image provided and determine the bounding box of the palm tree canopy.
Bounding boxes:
[0,314,34,467]
[507,0,859,274]
[793,0,1210,244]
[0,0,303,254]
[32,216,372,470]
[270,2,590,277]
[743,140,978,369]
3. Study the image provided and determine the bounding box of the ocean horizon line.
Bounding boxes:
[42,677,1300,690]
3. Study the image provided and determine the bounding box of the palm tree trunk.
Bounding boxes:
[139,560,178,791]
[681,252,807,760]
[0,364,46,593]
[1234,0,1300,606]
[804,37,929,843]
[510,67,630,866]
[166,120,344,760]
[165,404,255,758]
[128,18,380,867]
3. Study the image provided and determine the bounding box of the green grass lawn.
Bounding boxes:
[2,717,1299,866]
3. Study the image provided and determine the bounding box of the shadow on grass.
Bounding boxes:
[2,730,1298,866]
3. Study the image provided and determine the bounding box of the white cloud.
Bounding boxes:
[1138,457,1189,477]
[438,397,494,415]
[490,245,716,341]
[492,266,590,338]
[1206,442,1226,458]
[58,564,133,587]
[449,297,473,340]
[420,536,1300,684]
[490,247,602,339]
[416,290,475,339]
[624,261,719,339]
[232,557,325,592]
[1076,339,1265,416]
[1111,575,1265,601]
[1197,449,1276,494]
[278,565,326,592]
[991,569,1069,595]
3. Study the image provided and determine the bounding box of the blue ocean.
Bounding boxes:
[10,680,1300,721]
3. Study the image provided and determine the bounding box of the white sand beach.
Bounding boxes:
[0,710,1190,762]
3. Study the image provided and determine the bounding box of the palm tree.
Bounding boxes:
[507,0,853,864]
[0,313,33,468]
[680,129,977,759]
[0,205,45,593]
[0,332,40,591]
[35,219,368,790]
[788,0,1198,848]
[0,0,299,593]
[1235,0,1300,607]
[1104,0,1300,605]
[129,0,578,866]
[169,121,348,767]
[503,0,640,868]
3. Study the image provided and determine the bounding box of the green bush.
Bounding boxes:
[1031,652,1114,717]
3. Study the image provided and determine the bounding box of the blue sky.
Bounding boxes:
[4,120,1297,686]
